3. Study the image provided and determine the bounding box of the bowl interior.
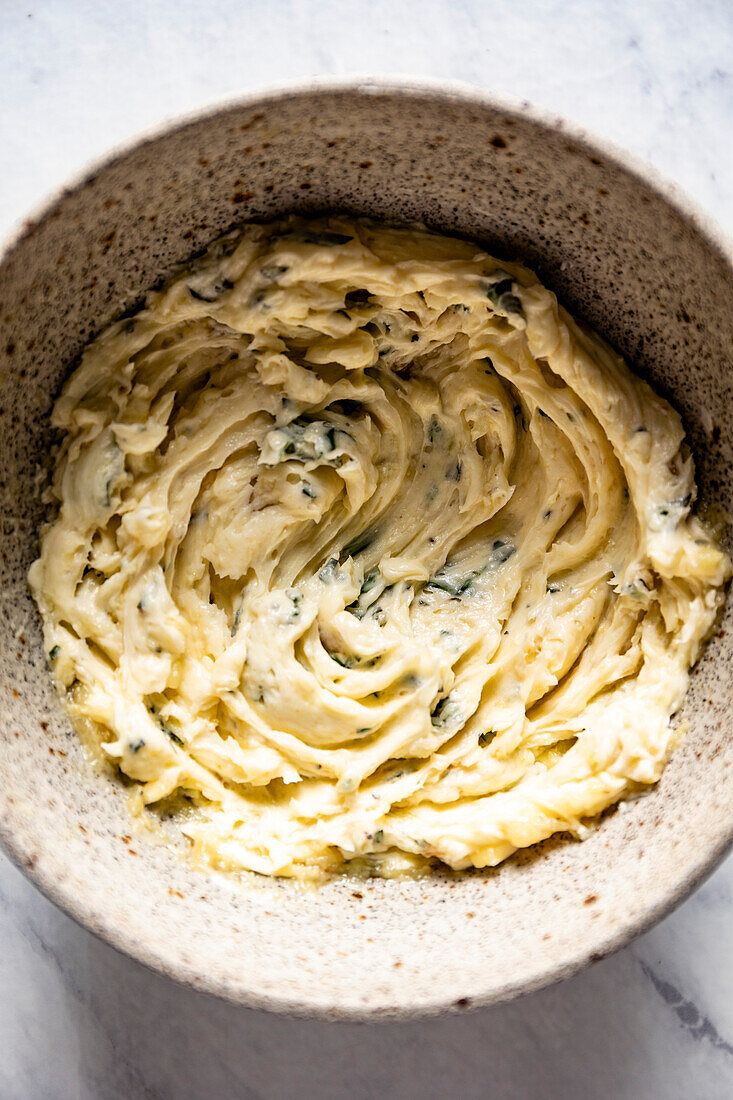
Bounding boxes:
[0,86,731,1017]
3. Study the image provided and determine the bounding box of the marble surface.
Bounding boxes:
[1,1,732,1096]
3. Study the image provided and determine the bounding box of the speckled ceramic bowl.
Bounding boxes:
[0,83,731,1019]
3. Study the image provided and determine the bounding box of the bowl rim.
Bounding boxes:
[3,76,732,268]
[1,78,731,1020]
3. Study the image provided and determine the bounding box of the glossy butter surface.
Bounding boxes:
[29,218,730,877]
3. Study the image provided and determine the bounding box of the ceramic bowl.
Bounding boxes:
[0,83,731,1019]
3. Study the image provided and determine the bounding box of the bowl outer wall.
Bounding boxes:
[0,83,731,1019]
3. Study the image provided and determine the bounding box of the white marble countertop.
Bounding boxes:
[1,2,732,1097]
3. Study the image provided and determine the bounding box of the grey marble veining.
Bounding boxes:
[1,1,732,1097]
[2,853,733,1099]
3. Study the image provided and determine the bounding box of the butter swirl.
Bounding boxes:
[29,218,730,878]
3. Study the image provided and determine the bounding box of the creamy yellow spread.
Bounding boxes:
[29,217,730,879]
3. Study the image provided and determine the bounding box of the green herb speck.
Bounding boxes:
[319,558,339,583]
